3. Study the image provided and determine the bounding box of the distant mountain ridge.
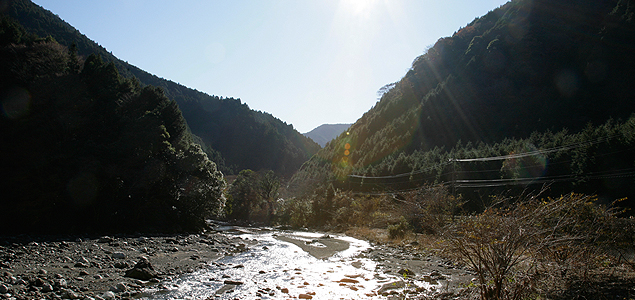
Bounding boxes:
[303,124,352,147]
[4,0,320,177]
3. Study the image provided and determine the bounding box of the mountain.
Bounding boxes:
[303,124,352,147]
[291,0,635,206]
[0,17,225,233]
[2,0,320,177]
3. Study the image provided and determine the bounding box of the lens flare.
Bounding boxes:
[501,144,548,180]
[2,87,31,120]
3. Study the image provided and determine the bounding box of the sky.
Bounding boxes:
[33,0,509,133]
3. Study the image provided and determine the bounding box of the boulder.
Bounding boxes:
[124,257,157,280]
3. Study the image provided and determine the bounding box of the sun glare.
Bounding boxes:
[340,0,379,18]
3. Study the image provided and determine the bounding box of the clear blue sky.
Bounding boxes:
[33,0,509,133]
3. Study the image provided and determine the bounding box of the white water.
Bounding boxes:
[142,227,439,299]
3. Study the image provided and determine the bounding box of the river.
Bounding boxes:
[141,226,465,299]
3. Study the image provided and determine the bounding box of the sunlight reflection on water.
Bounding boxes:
[142,228,438,299]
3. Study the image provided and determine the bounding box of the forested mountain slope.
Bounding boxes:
[2,0,320,177]
[0,17,225,233]
[292,0,635,204]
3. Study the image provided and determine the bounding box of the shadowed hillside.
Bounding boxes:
[2,0,320,177]
[291,0,635,208]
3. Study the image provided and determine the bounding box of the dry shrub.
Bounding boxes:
[445,191,628,300]
[401,184,464,234]
[388,216,411,239]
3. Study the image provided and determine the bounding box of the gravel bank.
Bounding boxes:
[0,232,253,300]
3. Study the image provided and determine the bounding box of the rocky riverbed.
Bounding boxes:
[0,227,475,299]
[0,232,256,300]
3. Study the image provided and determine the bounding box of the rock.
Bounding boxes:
[79,270,89,276]
[378,281,406,294]
[33,277,45,287]
[422,275,438,285]
[111,252,126,259]
[223,280,243,285]
[61,288,79,299]
[430,270,446,280]
[98,236,114,243]
[215,284,236,295]
[0,283,9,293]
[124,257,157,280]
[113,261,129,269]
[41,283,54,293]
[299,293,313,299]
[281,288,289,293]
[109,282,127,293]
[55,278,68,288]
[337,278,359,284]
[101,291,116,300]
[398,268,416,277]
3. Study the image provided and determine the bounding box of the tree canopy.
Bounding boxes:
[0,18,225,233]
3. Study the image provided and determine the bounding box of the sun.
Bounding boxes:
[340,0,379,18]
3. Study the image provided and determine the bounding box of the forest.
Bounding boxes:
[2,0,320,178]
[0,16,225,233]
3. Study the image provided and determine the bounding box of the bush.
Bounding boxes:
[402,184,464,234]
[445,191,629,300]
[388,216,410,239]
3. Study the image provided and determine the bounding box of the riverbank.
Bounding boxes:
[0,232,255,300]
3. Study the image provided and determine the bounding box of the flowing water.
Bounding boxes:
[141,226,442,299]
